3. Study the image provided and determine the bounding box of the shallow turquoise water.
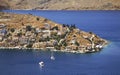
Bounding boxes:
[0,10,120,75]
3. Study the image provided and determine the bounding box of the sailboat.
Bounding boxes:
[50,51,55,60]
[51,55,55,60]
[39,61,44,68]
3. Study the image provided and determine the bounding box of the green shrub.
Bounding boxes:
[10,28,15,33]
[36,17,40,21]
[26,25,32,31]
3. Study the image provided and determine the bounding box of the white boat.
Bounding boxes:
[51,51,55,60]
[51,55,55,60]
[39,61,44,68]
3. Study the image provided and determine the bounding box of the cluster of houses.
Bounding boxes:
[0,23,68,48]
[0,22,106,53]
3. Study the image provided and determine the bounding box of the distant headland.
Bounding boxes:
[0,0,120,10]
[0,12,108,53]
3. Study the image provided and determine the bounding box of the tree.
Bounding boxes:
[36,17,40,21]
[62,24,66,27]
[54,44,61,50]
[89,32,93,34]
[10,28,15,33]
[62,42,67,47]
[6,33,11,37]
[26,44,33,48]
[51,26,59,30]
[17,32,22,37]
[66,24,69,28]
[45,36,50,41]
[39,38,43,42]
[55,35,61,42]
[44,18,48,22]
[26,25,32,31]
[70,24,76,29]
[75,41,80,46]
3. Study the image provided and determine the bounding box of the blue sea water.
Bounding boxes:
[0,10,120,75]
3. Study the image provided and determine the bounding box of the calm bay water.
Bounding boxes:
[0,10,120,75]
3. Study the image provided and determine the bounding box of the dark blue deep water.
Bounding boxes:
[0,10,120,75]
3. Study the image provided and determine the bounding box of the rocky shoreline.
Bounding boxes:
[0,42,108,54]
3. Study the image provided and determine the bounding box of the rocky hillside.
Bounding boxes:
[0,12,108,53]
[0,0,120,10]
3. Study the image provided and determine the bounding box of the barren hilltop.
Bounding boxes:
[0,0,120,10]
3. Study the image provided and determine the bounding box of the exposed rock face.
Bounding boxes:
[0,12,108,53]
[0,0,120,10]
